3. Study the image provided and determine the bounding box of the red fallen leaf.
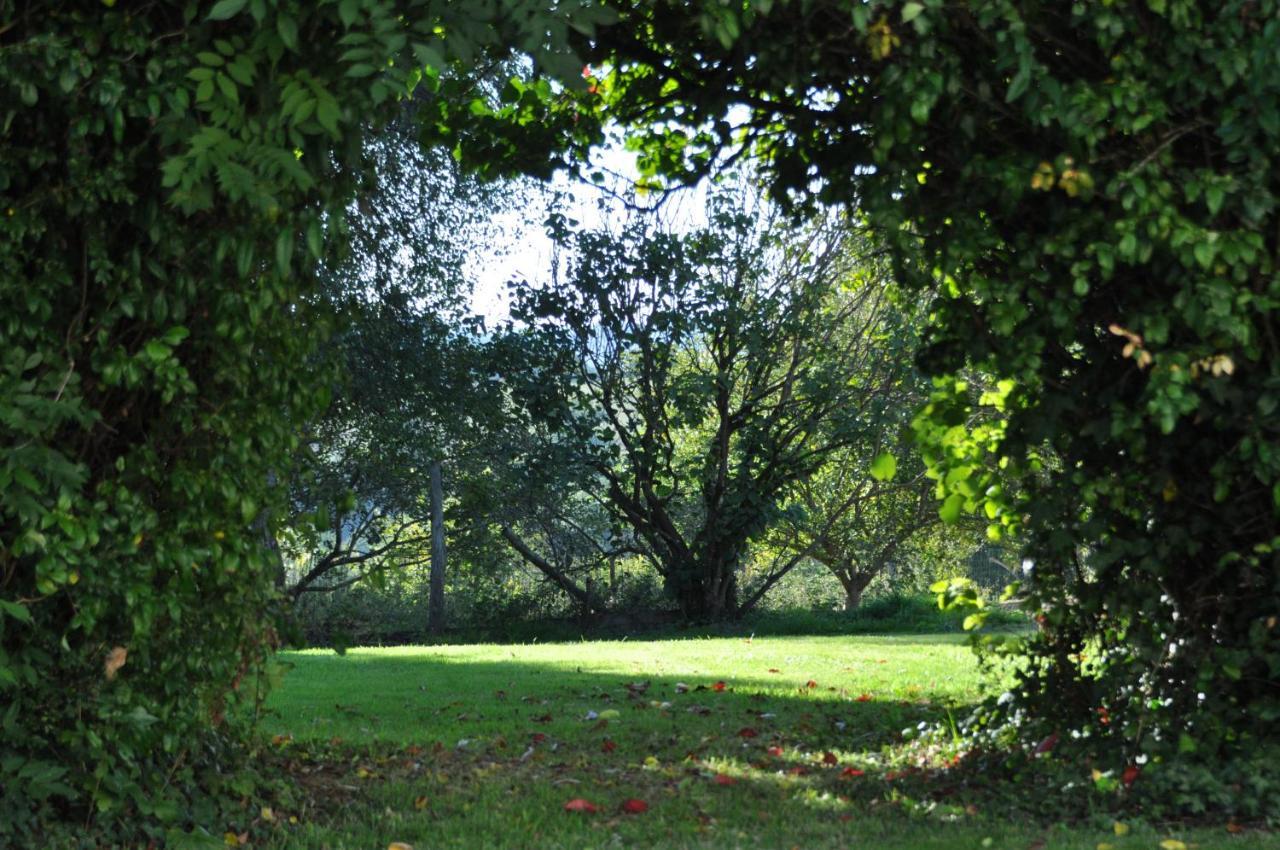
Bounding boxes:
[601,739,617,753]
[767,746,784,757]
[533,713,553,723]
[822,751,838,765]
[620,798,649,814]
[531,732,547,743]
[404,744,423,756]
[564,798,598,813]
[1121,764,1140,787]
[1033,732,1059,755]
[712,681,726,692]
[768,668,780,673]
[805,680,818,689]
[737,727,758,738]
[841,767,865,778]
[855,693,872,703]
[787,766,807,776]
[885,770,903,780]
[713,773,736,785]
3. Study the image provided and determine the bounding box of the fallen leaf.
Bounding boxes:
[1121,764,1140,787]
[104,647,128,681]
[1033,732,1059,755]
[598,709,620,720]
[822,752,838,765]
[1113,822,1130,836]
[620,798,649,814]
[388,843,414,850]
[768,668,780,673]
[805,680,818,689]
[787,766,807,776]
[602,739,617,753]
[644,755,660,767]
[533,713,553,723]
[855,694,872,703]
[736,727,758,738]
[1226,822,1243,834]
[1096,844,1114,850]
[531,732,547,743]
[713,773,736,785]
[841,767,865,778]
[564,798,598,813]
[767,746,784,757]
[1158,842,1187,850]
[712,681,726,692]
[260,806,274,821]
[413,795,429,810]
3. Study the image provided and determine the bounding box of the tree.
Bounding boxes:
[0,1,612,839]
[513,192,916,619]
[569,0,1280,792]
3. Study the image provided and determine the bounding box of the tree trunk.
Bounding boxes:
[427,460,446,635]
[839,571,874,612]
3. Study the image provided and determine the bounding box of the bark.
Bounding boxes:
[500,525,599,613]
[427,460,447,635]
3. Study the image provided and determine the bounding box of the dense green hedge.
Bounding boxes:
[0,1,605,840]
[575,0,1280,805]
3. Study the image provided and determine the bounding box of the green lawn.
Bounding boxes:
[246,635,1271,850]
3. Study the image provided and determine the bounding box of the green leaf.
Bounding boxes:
[277,14,299,51]
[901,1,924,22]
[275,230,294,276]
[939,493,964,524]
[869,451,897,481]
[0,600,33,624]
[206,0,248,21]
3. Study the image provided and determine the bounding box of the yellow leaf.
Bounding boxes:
[1097,844,1114,850]
[413,795,429,810]
[1159,842,1187,850]
[1113,822,1130,836]
[260,806,274,821]
[223,833,240,847]
[644,756,660,767]
[104,647,128,681]
[388,844,414,850]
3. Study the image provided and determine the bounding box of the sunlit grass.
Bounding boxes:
[246,635,1269,850]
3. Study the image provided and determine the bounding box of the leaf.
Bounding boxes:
[0,599,32,624]
[822,751,838,765]
[1158,842,1187,850]
[736,727,758,738]
[840,767,865,777]
[713,773,735,785]
[563,798,598,813]
[939,493,964,524]
[620,798,648,814]
[711,681,726,692]
[104,646,127,681]
[855,693,871,702]
[388,844,414,850]
[901,1,924,22]
[869,451,897,481]
[276,14,299,51]
[206,0,248,21]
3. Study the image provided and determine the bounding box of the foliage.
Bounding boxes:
[513,190,914,619]
[573,0,1280,786]
[0,0,613,839]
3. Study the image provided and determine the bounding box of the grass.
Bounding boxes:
[242,635,1272,850]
